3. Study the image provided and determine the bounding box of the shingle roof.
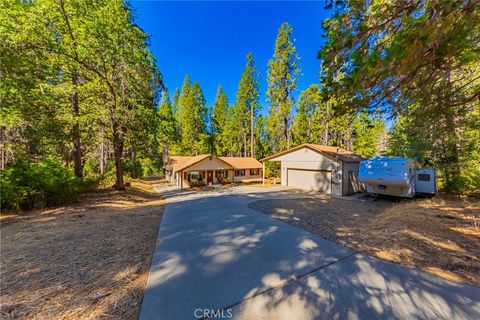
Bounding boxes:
[171,155,210,171]
[168,155,262,171]
[219,157,263,169]
[261,143,364,163]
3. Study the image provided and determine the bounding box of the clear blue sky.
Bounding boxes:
[131,1,331,113]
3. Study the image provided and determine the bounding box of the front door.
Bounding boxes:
[207,171,213,184]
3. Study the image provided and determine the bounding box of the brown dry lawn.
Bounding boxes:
[0,180,165,319]
[249,194,480,287]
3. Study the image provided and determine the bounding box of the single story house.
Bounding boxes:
[261,143,364,196]
[166,154,263,188]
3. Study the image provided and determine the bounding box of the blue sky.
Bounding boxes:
[131,1,331,113]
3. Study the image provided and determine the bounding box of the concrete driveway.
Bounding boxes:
[139,186,480,320]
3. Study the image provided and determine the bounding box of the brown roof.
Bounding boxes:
[169,155,262,171]
[219,157,262,169]
[171,155,210,171]
[261,143,364,163]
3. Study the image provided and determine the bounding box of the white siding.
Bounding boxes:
[233,168,262,183]
[268,147,340,193]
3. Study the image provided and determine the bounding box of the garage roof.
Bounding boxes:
[261,143,364,163]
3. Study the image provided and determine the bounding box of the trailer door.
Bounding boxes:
[415,168,436,194]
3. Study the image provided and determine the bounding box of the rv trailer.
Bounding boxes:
[358,157,436,198]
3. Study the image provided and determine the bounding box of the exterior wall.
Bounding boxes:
[175,172,181,188]
[342,162,363,195]
[187,157,234,171]
[233,168,262,183]
[174,167,262,188]
[271,148,341,194]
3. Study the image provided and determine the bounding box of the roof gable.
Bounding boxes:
[172,155,210,171]
[261,143,364,163]
[169,155,262,171]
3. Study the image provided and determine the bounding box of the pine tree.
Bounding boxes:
[172,87,180,118]
[351,111,386,158]
[177,75,191,128]
[319,0,480,194]
[212,84,229,155]
[291,84,322,145]
[266,22,300,153]
[179,81,209,155]
[158,88,177,161]
[234,53,260,157]
[222,108,241,156]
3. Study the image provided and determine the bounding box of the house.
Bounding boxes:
[261,143,364,196]
[166,154,263,188]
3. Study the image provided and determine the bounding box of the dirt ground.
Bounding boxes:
[249,194,480,287]
[0,180,165,319]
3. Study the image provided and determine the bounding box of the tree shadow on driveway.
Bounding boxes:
[139,190,480,320]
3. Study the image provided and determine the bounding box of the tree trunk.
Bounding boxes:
[324,104,329,145]
[243,131,247,157]
[99,125,105,174]
[131,148,137,179]
[0,126,6,170]
[284,116,288,149]
[113,138,124,190]
[59,0,82,178]
[112,121,125,190]
[72,72,83,178]
[250,105,254,157]
[443,67,461,196]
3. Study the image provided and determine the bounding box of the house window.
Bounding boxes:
[234,169,245,176]
[250,168,259,176]
[215,170,227,178]
[187,171,201,182]
[418,174,430,181]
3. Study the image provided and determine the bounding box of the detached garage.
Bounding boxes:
[261,143,364,196]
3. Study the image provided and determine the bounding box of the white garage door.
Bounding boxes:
[287,169,332,193]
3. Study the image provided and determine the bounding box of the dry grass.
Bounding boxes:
[249,195,480,287]
[127,176,169,193]
[0,183,164,319]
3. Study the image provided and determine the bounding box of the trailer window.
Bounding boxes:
[418,174,430,181]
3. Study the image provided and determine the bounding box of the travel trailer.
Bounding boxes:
[358,157,436,198]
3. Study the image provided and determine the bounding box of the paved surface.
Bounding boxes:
[140,186,480,320]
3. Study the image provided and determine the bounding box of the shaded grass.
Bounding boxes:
[249,195,480,287]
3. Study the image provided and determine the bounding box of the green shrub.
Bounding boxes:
[0,158,86,211]
[81,159,116,188]
[124,157,163,178]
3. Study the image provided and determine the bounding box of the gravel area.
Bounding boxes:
[248,195,480,287]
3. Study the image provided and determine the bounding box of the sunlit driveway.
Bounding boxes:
[139,186,480,320]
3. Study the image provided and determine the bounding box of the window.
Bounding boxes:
[234,169,245,176]
[250,168,260,176]
[215,170,227,178]
[188,171,201,182]
[418,174,430,181]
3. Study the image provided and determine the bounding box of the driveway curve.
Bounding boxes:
[139,186,480,320]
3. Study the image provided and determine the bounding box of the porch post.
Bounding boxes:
[262,162,265,185]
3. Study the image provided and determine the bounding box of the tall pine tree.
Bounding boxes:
[234,53,260,157]
[266,22,300,153]
[212,84,229,155]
